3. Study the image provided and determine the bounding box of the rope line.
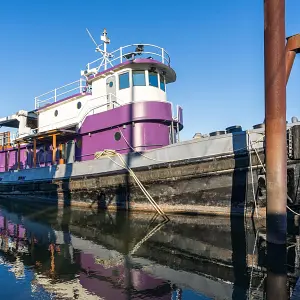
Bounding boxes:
[118,127,265,164]
[94,149,169,220]
[248,134,259,219]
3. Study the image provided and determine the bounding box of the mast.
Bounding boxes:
[100,28,111,71]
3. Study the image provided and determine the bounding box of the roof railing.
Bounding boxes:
[86,44,171,74]
[35,78,87,109]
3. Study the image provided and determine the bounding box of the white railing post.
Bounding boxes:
[120,47,123,63]
[79,78,83,93]
[54,88,57,102]
[35,97,38,109]
[162,48,164,64]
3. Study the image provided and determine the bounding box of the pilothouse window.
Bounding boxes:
[132,71,146,86]
[119,72,130,90]
[149,72,158,87]
[160,74,166,91]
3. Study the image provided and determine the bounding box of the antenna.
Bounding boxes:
[86,28,99,47]
[82,27,113,78]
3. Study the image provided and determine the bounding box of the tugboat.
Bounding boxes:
[0,30,300,216]
[0,28,183,169]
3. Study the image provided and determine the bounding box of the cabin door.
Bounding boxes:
[106,76,116,109]
[65,141,75,164]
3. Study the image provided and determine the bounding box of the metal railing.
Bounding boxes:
[35,78,87,109]
[37,93,124,133]
[86,44,171,74]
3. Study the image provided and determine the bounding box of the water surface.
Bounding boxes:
[0,199,298,299]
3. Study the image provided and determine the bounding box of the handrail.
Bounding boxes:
[35,78,86,109]
[86,44,171,74]
[36,93,124,133]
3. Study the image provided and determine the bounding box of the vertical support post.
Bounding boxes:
[5,150,8,172]
[120,47,123,63]
[54,88,57,102]
[52,134,57,165]
[33,138,37,168]
[264,0,287,299]
[170,121,174,144]
[162,48,164,64]
[104,38,107,71]
[79,78,83,93]
[59,143,64,165]
[17,142,21,170]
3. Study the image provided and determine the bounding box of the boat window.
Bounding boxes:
[149,72,158,87]
[119,72,130,90]
[54,110,58,117]
[160,74,166,91]
[114,132,121,141]
[77,102,82,109]
[132,70,146,86]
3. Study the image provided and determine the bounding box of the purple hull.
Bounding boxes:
[0,101,179,171]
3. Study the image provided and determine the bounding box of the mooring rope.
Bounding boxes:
[94,149,169,220]
[118,127,266,164]
[248,133,260,219]
[248,133,300,217]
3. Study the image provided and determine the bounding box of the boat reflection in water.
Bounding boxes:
[0,199,299,299]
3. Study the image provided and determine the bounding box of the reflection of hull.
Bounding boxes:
[0,203,236,299]
[0,206,172,299]
[56,228,234,300]
[34,275,102,300]
[79,253,172,300]
[56,231,173,300]
[5,201,300,299]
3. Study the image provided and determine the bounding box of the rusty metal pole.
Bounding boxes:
[264,0,287,299]
[286,50,296,83]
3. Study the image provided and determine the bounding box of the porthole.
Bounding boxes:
[77,102,82,109]
[54,110,58,117]
[109,81,114,88]
[114,132,121,141]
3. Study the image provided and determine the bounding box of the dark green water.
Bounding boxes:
[0,199,298,299]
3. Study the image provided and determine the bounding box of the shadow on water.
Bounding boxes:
[61,138,76,209]
[229,131,293,299]
[230,131,250,300]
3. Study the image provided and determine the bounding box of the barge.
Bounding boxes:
[0,29,300,216]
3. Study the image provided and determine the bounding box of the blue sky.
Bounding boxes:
[0,0,299,141]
